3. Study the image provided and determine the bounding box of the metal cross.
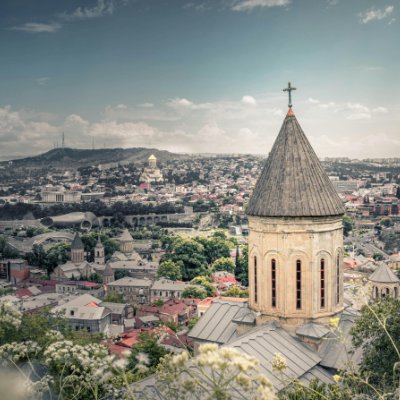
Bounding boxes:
[283,82,296,108]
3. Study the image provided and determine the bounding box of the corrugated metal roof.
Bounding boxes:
[318,314,363,370]
[188,299,255,344]
[226,323,321,390]
[296,322,330,339]
[247,112,345,217]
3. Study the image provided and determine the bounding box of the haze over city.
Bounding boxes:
[0,0,398,158]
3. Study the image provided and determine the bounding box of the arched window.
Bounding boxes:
[296,260,301,310]
[336,253,340,304]
[254,256,258,304]
[320,259,325,308]
[271,259,277,308]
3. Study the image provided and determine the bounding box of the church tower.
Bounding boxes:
[94,235,105,265]
[247,83,345,327]
[71,232,85,264]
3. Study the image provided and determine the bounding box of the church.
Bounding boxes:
[139,154,164,183]
[189,84,361,390]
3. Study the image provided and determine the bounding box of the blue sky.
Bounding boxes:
[0,0,398,159]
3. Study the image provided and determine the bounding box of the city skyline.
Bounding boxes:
[0,0,399,159]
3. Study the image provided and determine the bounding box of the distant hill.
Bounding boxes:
[2,147,190,169]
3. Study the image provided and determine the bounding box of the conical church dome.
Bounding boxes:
[247,110,345,218]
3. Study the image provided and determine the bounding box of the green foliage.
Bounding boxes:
[81,231,119,261]
[279,378,354,400]
[342,215,354,237]
[0,235,20,258]
[157,260,182,281]
[152,299,164,307]
[195,236,231,264]
[380,217,394,228]
[222,286,248,298]
[372,252,384,261]
[190,276,216,297]
[212,257,235,273]
[188,316,199,330]
[182,286,208,299]
[163,238,208,281]
[235,245,248,286]
[26,242,69,276]
[351,297,400,389]
[162,320,179,333]
[128,332,169,372]
[103,291,125,303]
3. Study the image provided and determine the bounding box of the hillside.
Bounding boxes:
[2,147,190,169]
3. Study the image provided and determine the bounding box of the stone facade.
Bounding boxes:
[248,215,343,328]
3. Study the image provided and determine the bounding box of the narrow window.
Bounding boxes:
[271,259,277,308]
[296,260,301,310]
[254,256,258,304]
[320,259,325,308]
[336,253,340,304]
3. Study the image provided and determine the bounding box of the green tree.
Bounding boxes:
[212,257,235,273]
[342,215,354,237]
[372,252,384,261]
[165,239,208,281]
[380,217,393,228]
[200,236,231,264]
[128,332,169,372]
[236,245,248,286]
[103,291,125,303]
[157,260,182,281]
[191,276,216,297]
[351,297,400,390]
[223,286,248,298]
[0,235,20,258]
[182,286,208,299]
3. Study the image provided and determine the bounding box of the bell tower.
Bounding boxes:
[247,84,345,327]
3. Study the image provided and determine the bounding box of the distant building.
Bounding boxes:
[0,259,30,283]
[139,155,163,183]
[369,263,400,299]
[106,277,152,303]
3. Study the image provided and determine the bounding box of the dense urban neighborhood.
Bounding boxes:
[1,147,400,398]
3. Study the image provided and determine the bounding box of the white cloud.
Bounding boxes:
[346,102,369,113]
[167,98,195,108]
[231,0,290,11]
[36,77,50,86]
[11,22,61,33]
[372,106,388,114]
[241,95,257,105]
[308,97,320,104]
[319,101,336,109]
[60,0,115,21]
[359,6,394,24]
[346,113,371,120]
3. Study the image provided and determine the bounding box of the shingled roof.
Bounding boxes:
[71,232,84,250]
[369,263,399,283]
[247,109,345,217]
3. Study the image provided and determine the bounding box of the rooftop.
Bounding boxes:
[247,110,345,218]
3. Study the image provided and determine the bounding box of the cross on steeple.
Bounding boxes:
[283,82,296,108]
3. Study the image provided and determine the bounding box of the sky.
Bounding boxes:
[0,0,399,160]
